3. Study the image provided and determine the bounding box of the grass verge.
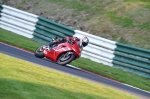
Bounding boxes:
[0,53,138,99]
[0,28,150,92]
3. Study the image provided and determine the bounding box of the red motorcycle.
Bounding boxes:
[34,38,82,65]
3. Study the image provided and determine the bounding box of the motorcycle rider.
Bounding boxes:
[49,36,89,49]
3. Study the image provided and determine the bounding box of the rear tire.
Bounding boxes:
[34,45,45,58]
[57,52,75,65]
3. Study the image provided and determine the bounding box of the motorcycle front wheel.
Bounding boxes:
[57,52,75,65]
[34,45,47,58]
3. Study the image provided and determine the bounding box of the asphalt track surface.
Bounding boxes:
[0,42,150,99]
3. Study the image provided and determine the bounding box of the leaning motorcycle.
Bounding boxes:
[34,38,82,65]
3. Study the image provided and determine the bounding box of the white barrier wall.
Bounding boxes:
[2,5,38,23]
[74,30,116,66]
[0,5,38,38]
[74,30,117,49]
[1,13,36,31]
[0,21,34,38]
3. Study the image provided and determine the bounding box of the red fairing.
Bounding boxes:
[43,37,81,62]
[34,36,88,65]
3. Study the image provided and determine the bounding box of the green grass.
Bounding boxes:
[0,53,138,99]
[0,28,150,92]
[0,29,41,52]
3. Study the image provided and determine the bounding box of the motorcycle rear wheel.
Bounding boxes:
[34,45,45,58]
[57,52,75,65]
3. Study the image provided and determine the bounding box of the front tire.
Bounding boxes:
[57,52,75,65]
[34,45,46,58]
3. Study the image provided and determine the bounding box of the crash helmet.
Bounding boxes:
[81,36,89,47]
